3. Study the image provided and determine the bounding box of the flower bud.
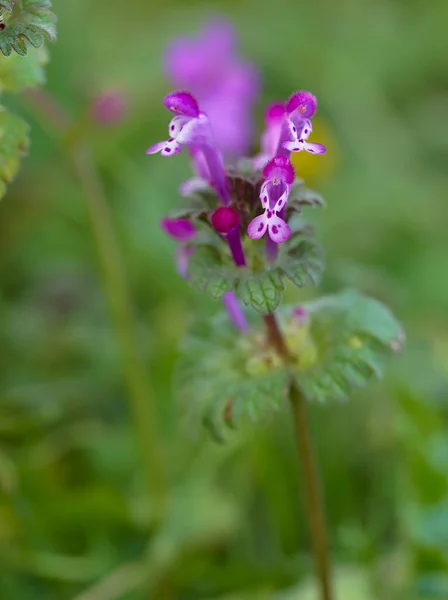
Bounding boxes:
[211,206,240,235]
[91,90,127,126]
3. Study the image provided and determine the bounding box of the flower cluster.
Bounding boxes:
[147,22,326,330]
[147,89,325,246]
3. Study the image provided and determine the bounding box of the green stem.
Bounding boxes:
[289,383,333,600]
[24,89,167,517]
[263,313,333,600]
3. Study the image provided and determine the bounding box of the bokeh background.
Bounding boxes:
[1,0,448,598]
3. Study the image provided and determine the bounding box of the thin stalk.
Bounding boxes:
[290,383,333,600]
[24,89,167,517]
[263,312,333,600]
[223,292,249,332]
[227,225,247,267]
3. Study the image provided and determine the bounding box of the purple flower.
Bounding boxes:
[146,91,212,157]
[247,156,294,244]
[293,306,308,324]
[223,291,249,332]
[211,207,246,267]
[160,218,196,279]
[165,18,260,157]
[176,245,195,279]
[276,90,326,157]
[147,91,230,205]
[160,217,196,241]
[261,102,286,157]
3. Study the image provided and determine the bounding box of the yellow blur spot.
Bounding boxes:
[349,336,363,349]
[290,117,339,184]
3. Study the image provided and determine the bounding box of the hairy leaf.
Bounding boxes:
[0,0,56,57]
[0,1,15,12]
[187,235,323,314]
[187,245,235,299]
[295,291,405,402]
[176,312,289,441]
[0,106,29,199]
[278,238,323,289]
[237,270,284,314]
[176,291,402,440]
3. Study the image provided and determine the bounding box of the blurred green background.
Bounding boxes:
[1,0,448,598]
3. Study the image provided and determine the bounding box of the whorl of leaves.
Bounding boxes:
[175,291,404,441]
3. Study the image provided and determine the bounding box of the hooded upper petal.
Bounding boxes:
[262,156,295,185]
[163,91,200,117]
[286,90,317,118]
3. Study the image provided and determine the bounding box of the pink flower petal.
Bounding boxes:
[268,215,291,243]
[305,142,326,155]
[262,156,295,185]
[248,215,268,240]
[146,141,166,155]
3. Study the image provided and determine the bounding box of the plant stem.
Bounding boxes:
[263,313,333,600]
[263,313,290,359]
[290,383,333,600]
[24,89,167,517]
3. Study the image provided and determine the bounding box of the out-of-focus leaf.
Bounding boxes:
[0,44,47,91]
[175,312,290,441]
[187,245,235,300]
[278,238,323,289]
[296,291,404,402]
[276,567,373,599]
[0,106,29,199]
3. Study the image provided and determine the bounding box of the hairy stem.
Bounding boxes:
[24,89,167,517]
[263,313,333,600]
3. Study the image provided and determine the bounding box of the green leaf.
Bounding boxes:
[187,235,323,314]
[0,106,29,200]
[295,291,405,402]
[187,245,235,299]
[0,0,56,57]
[237,270,284,314]
[176,291,402,440]
[169,186,217,221]
[175,312,289,441]
[0,1,15,12]
[287,180,325,214]
[0,44,47,91]
[278,238,323,289]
